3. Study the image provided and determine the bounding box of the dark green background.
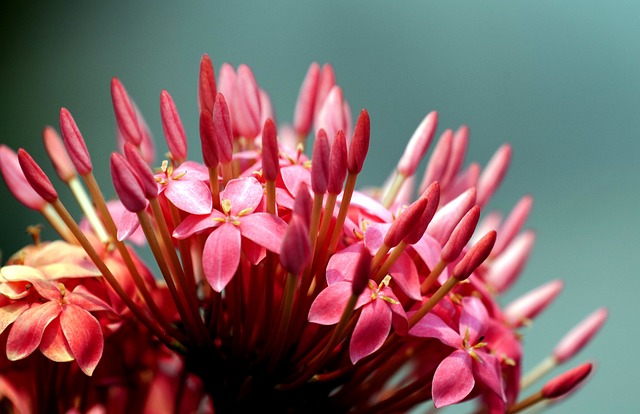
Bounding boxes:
[1,2,636,412]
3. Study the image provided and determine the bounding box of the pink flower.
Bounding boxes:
[173,176,286,291]
[410,296,505,407]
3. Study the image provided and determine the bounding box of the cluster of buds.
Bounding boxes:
[0,55,605,413]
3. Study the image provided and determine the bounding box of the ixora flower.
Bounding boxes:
[0,55,606,413]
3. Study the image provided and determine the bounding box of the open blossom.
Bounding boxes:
[0,55,605,414]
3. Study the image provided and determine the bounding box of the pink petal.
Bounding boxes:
[61,305,104,376]
[363,222,391,252]
[472,350,506,402]
[280,165,312,197]
[222,177,264,214]
[173,211,224,239]
[40,317,74,362]
[460,296,489,344]
[0,301,29,335]
[175,161,210,181]
[432,350,475,408]
[116,208,141,242]
[239,213,287,253]
[350,299,392,364]
[308,282,354,325]
[7,301,61,361]
[165,179,212,215]
[203,223,241,292]
[326,243,363,285]
[409,313,462,349]
[411,233,447,276]
[68,285,116,313]
[388,251,421,300]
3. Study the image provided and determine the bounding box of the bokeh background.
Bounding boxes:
[1,1,637,412]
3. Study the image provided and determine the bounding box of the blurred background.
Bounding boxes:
[1,1,636,412]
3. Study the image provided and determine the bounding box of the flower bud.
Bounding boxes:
[0,146,47,210]
[43,126,76,182]
[327,130,347,195]
[261,118,279,182]
[452,230,496,281]
[17,149,58,203]
[311,129,330,194]
[110,153,147,213]
[542,363,593,399]
[397,111,438,177]
[59,108,92,175]
[198,53,217,115]
[553,308,608,364]
[111,78,142,146]
[294,62,320,138]
[160,90,187,163]
[347,109,370,175]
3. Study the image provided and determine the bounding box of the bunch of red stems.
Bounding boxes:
[0,55,606,413]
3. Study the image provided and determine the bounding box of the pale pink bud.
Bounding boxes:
[280,216,311,275]
[441,205,481,263]
[472,211,502,245]
[311,129,330,194]
[427,187,476,245]
[259,89,274,127]
[485,230,536,293]
[232,64,262,139]
[261,118,279,182]
[442,163,480,205]
[403,181,440,245]
[553,308,608,364]
[124,143,157,199]
[43,126,75,182]
[452,230,496,281]
[199,111,219,169]
[476,144,512,207]
[160,90,188,162]
[0,145,46,210]
[314,63,336,120]
[59,108,92,175]
[440,125,469,190]
[315,86,347,145]
[217,63,237,107]
[17,149,58,203]
[294,62,320,138]
[327,130,347,195]
[198,54,217,115]
[213,93,233,164]
[542,363,593,399]
[493,195,533,257]
[397,111,438,177]
[111,78,142,146]
[351,244,372,296]
[347,109,370,175]
[110,153,146,213]
[292,184,312,230]
[504,280,564,327]
[385,196,429,248]
[419,129,452,194]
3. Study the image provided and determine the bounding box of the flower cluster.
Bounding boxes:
[0,55,606,413]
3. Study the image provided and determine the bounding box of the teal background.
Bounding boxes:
[1,1,636,412]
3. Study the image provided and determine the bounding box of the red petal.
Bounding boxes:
[61,305,104,376]
[460,297,489,344]
[350,299,392,364]
[203,223,241,292]
[7,301,61,361]
[0,301,29,335]
[40,317,74,362]
[409,313,462,349]
[308,282,354,325]
[432,350,475,407]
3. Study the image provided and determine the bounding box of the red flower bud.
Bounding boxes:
[327,130,347,195]
[347,109,370,174]
[452,230,496,281]
[110,153,147,213]
[59,108,92,175]
[160,90,188,162]
[261,118,279,182]
[198,53,217,115]
[17,149,58,203]
[111,78,142,146]
[542,362,593,399]
[42,126,75,182]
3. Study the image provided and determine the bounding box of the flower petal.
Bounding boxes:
[433,350,475,407]
[460,296,489,344]
[7,301,61,361]
[308,282,354,325]
[203,223,241,292]
[60,304,104,376]
[172,211,224,239]
[0,301,29,335]
[40,317,74,362]
[409,313,462,349]
[240,213,287,253]
[326,243,363,285]
[165,179,212,214]
[280,164,311,197]
[388,251,421,300]
[350,299,392,364]
[221,177,263,214]
[472,350,506,402]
